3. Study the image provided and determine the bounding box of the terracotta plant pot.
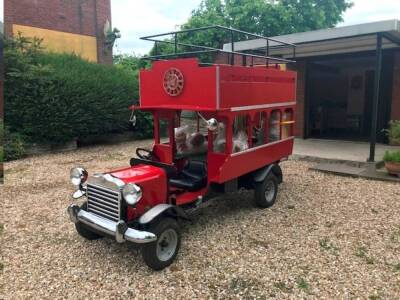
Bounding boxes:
[384,162,400,177]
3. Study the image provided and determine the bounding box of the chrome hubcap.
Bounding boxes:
[156,229,178,261]
[264,180,275,203]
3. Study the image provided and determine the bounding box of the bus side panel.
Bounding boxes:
[211,138,294,184]
[219,66,297,109]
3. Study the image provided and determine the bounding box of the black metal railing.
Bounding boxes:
[140,25,296,66]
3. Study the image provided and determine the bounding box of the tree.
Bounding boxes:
[187,0,352,35]
[153,0,353,53]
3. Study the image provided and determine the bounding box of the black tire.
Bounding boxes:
[141,218,181,271]
[75,202,103,240]
[253,173,278,208]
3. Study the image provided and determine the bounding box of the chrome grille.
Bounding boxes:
[87,183,120,222]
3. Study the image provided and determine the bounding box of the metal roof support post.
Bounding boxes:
[174,33,178,54]
[368,33,383,162]
[230,29,235,65]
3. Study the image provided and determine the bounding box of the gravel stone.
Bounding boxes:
[1,140,400,299]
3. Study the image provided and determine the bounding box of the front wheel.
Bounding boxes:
[141,218,181,270]
[253,173,278,208]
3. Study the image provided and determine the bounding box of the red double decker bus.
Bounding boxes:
[67,26,297,270]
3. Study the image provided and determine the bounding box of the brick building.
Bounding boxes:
[4,0,113,64]
[218,20,400,143]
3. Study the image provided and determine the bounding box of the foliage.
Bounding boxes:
[295,277,310,291]
[113,54,150,71]
[5,35,152,147]
[384,120,400,145]
[3,112,25,162]
[3,125,26,161]
[0,119,3,164]
[113,54,154,138]
[151,0,353,55]
[383,150,400,163]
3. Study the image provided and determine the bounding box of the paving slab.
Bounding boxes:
[311,162,400,183]
[293,138,400,165]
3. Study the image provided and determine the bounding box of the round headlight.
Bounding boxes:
[122,183,142,206]
[70,167,88,186]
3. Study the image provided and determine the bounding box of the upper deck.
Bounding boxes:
[139,58,297,111]
[138,25,297,112]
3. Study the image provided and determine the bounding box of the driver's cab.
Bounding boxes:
[149,109,222,193]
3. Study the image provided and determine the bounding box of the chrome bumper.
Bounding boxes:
[67,204,157,244]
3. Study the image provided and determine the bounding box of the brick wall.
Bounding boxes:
[4,0,112,64]
[391,51,400,120]
[93,0,112,65]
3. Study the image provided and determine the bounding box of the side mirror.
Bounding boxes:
[206,118,218,131]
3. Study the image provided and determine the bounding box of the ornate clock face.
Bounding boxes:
[163,68,184,96]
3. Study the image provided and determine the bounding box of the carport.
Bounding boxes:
[224,20,400,162]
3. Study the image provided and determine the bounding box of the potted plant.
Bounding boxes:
[383,150,400,177]
[384,120,400,146]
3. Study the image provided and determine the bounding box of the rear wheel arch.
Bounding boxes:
[252,163,282,184]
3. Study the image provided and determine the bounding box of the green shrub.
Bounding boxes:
[1,118,27,162]
[4,35,153,146]
[0,119,3,165]
[384,120,400,145]
[383,151,400,163]
[3,128,26,161]
[113,54,153,139]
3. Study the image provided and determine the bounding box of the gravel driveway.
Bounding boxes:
[1,140,400,299]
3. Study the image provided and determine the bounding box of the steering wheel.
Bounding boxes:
[136,148,160,162]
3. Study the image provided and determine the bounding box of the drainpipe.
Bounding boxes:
[368,33,383,162]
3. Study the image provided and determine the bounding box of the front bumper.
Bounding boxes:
[67,204,156,244]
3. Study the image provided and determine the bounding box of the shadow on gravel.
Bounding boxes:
[70,190,264,271]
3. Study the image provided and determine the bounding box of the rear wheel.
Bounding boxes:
[75,202,103,240]
[253,173,278,208]
[141,218,181,270]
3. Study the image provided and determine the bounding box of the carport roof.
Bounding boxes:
[223,19,400,58]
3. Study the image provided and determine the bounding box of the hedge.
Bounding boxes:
[4,35,153,152]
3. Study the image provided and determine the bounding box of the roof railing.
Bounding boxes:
[140,25,296,66]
